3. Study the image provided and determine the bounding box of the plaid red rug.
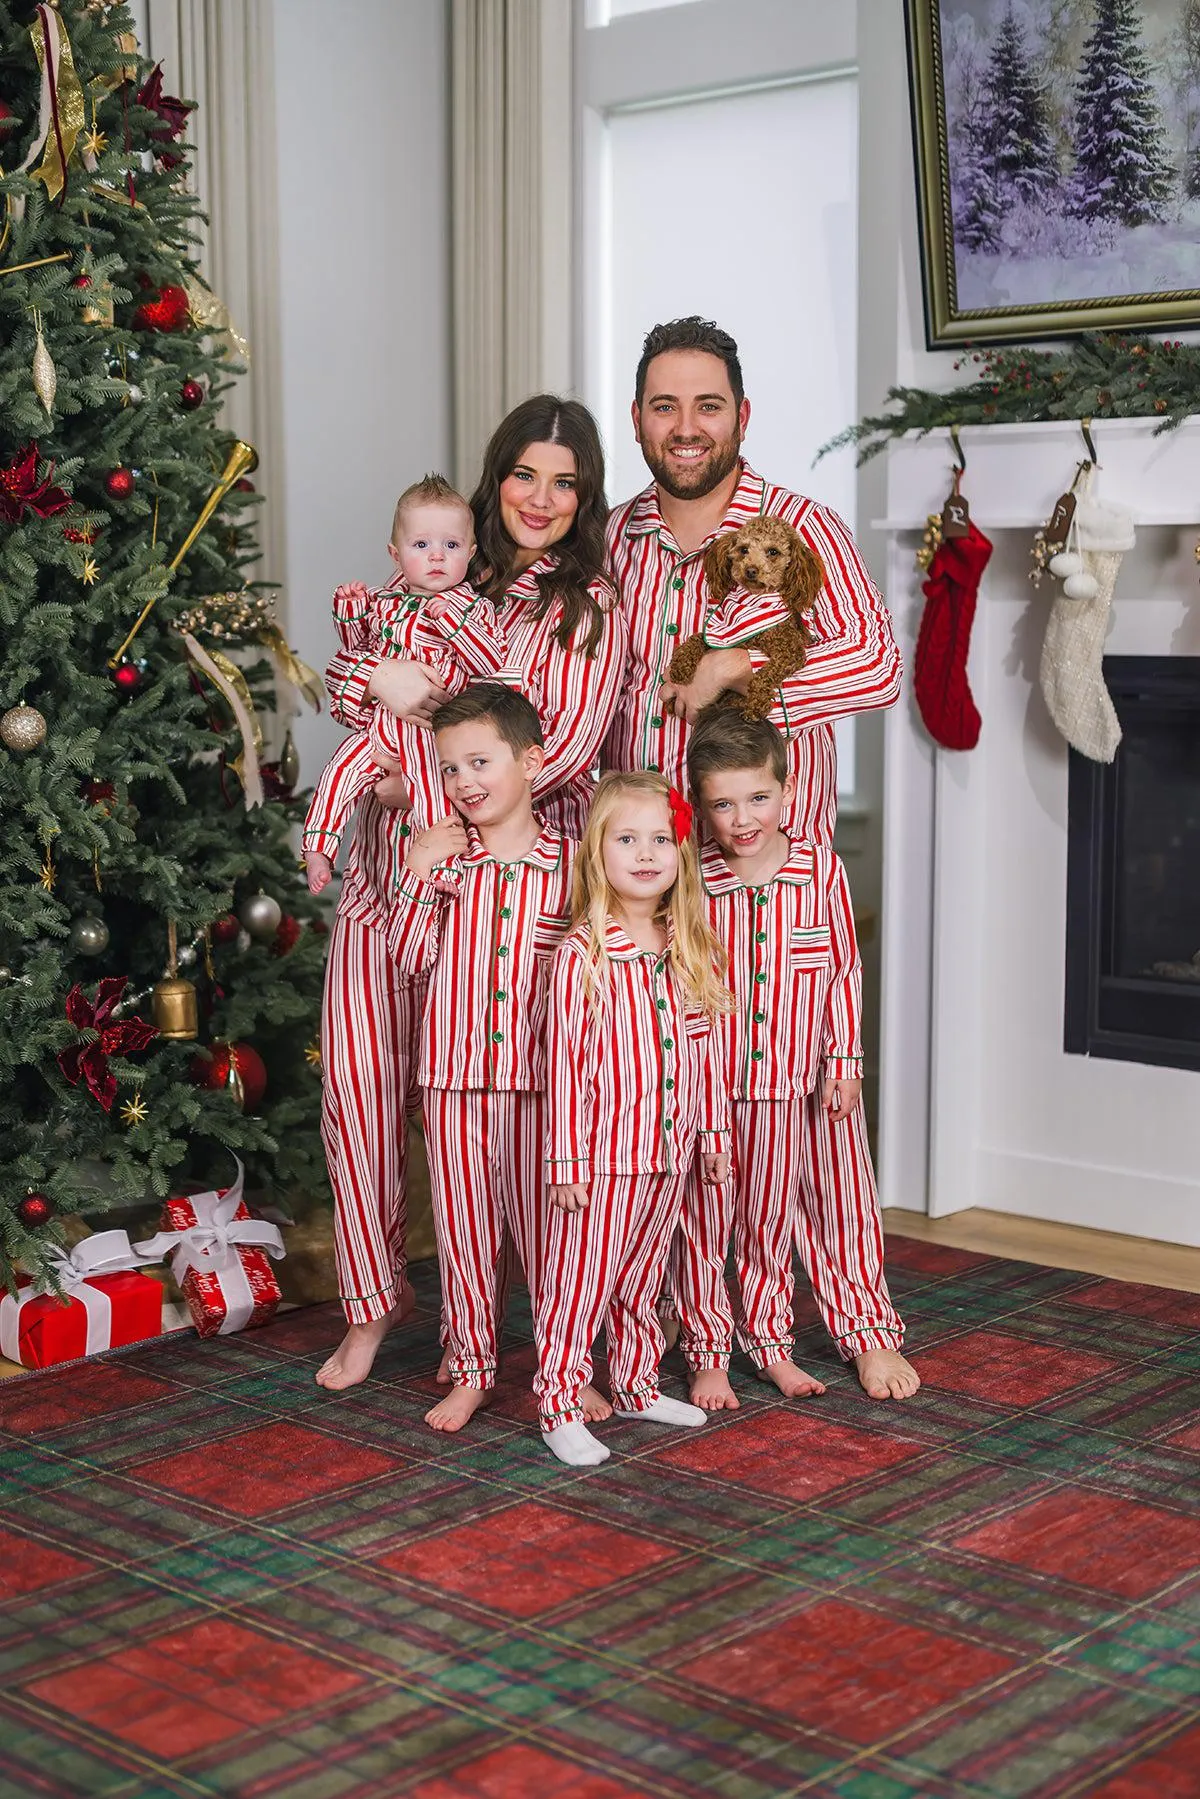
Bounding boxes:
[2,1238,1198,1797]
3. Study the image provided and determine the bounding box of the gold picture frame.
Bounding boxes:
[906,0,1200,347]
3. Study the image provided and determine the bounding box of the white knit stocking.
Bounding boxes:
[1039,480,1133,764]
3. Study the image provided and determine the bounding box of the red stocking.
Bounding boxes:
[913,520,993,752]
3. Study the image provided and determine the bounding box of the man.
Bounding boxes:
[603,315,919,1407]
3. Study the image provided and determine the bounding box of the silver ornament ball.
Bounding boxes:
[239,891,282,940]
[1,704,48,752]
[0,965,12,986]
[70,915,110,957]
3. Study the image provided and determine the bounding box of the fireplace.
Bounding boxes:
[1065,657,1200,1074]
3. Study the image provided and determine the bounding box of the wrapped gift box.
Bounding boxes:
[137,1162,284,1338]
[0,1233,164,1370]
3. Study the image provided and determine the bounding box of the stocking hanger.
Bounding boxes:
[1079,417,1099,468]
[949,423,966,474]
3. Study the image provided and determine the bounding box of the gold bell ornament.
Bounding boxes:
[152,921,199,1040]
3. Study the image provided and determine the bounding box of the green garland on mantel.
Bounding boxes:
[821,332,1200,465]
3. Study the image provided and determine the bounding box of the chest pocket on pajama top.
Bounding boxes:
[532,913,570,960]
[789,924,832,974]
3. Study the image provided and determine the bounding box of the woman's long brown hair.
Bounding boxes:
[468,395,613,656]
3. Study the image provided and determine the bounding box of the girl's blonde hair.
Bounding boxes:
[571,772,731,1016]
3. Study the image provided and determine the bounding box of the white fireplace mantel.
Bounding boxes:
[876,417,1200,1247]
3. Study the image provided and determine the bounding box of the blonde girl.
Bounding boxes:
[533,772,732,1467]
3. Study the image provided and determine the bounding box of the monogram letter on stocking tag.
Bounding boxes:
[941,490,971,539]
[1045,491,1077,549]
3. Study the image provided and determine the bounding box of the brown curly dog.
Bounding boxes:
[667,516,825,719]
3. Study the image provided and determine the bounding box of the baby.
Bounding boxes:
[304,474,508,893]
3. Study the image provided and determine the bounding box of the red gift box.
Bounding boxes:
[136,1161,284,1339]
[0,1232,164,1370]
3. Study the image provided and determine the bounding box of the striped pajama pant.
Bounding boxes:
[321,912,425,1325]
[673,1090,903,1369]
[535,1169,689,1430]
[423,1087,545,1390]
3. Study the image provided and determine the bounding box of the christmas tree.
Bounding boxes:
[1068,0,1174,223]
[979,7,1060,205]
[0,1,329,1294]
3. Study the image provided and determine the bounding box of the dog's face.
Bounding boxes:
[724,518,799,593]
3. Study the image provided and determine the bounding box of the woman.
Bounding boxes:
[316,397,626,1392]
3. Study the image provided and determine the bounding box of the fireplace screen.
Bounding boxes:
[1065,657,1200,1073]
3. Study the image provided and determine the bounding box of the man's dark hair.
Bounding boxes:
[688,706,788,789]
[431,682,544,754]
[634,317,744,409]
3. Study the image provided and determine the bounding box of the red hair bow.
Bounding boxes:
[667,786,693,843]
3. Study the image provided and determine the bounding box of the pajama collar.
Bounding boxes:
[700,837,814,895]
[460,823,565,872]
[622,461,768,544]
[599,915,675,962]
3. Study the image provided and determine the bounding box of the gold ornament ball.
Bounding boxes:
[239,891,282,940]
[70,915,110,957]
[1,704,47,752]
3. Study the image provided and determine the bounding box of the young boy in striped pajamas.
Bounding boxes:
[672,706,887,1401]
[388,683,575,1434]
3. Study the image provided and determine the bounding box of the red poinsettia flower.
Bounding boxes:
[57,977,158,1113]
[0,445,72,525]
[136,64,193,168]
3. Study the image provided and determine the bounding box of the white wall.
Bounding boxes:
[272,0,452,788]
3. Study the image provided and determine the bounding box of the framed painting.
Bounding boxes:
[906,0,1200,346]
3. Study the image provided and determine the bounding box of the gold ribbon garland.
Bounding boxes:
[179,631,265,810]
[28,4,86,201]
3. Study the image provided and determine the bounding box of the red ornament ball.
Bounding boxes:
[132,283,190,333]
[104,467,135,501]
[210,913,241,945]
[72,273,92,290]
[111,658,144,695]
[179,379,205,411]
[234,477,255,493]
[0,101,17,141]
[18,1192,53,1228]
[190,1041,267,1111]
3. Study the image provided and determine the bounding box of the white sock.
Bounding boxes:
[541,1421,610,1466]
[613,1395,707,1428]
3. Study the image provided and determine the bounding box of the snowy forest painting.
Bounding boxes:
[908,0,1200,343]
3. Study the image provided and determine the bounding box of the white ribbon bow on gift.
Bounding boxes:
[0,1229,152,1365]
[135,1161,285,1336]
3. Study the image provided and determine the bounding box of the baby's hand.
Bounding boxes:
[701,1151,730,1185]
[333,580,370,610]
[372,760,413,811]
[549,1182,589,1213]
[405,815,468,880]
[422,594,452,625]
[305,851,334,895]
[822,1075,862,1120]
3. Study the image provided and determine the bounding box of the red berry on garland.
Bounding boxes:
[111,657,145,695]
[190,1040,267,1111]
[179,379,204,411]
[104,467,135,500]
[18,1192,53,1228]
[210,913,241,945]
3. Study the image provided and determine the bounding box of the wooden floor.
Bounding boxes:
[884,1206,1200,1295]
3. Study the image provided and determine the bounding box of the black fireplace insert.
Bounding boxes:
[1065,656,1200,1074]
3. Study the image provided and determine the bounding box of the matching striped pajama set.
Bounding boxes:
[388,828,574,1389]
[674,838,865,1370]
[534,923,730,1430]
[604,463,906,1358]
[320,567,625,1325]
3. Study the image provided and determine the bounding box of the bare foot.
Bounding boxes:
[855,1347,921,1401]
[689,1368,740,1411]
[436,1345,452,1385]
[759,1358,826,1399]
[581,1383,612,1423]
[305,851,333,895]
[425,1386,491,1433]
[315,1281,415,1390]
